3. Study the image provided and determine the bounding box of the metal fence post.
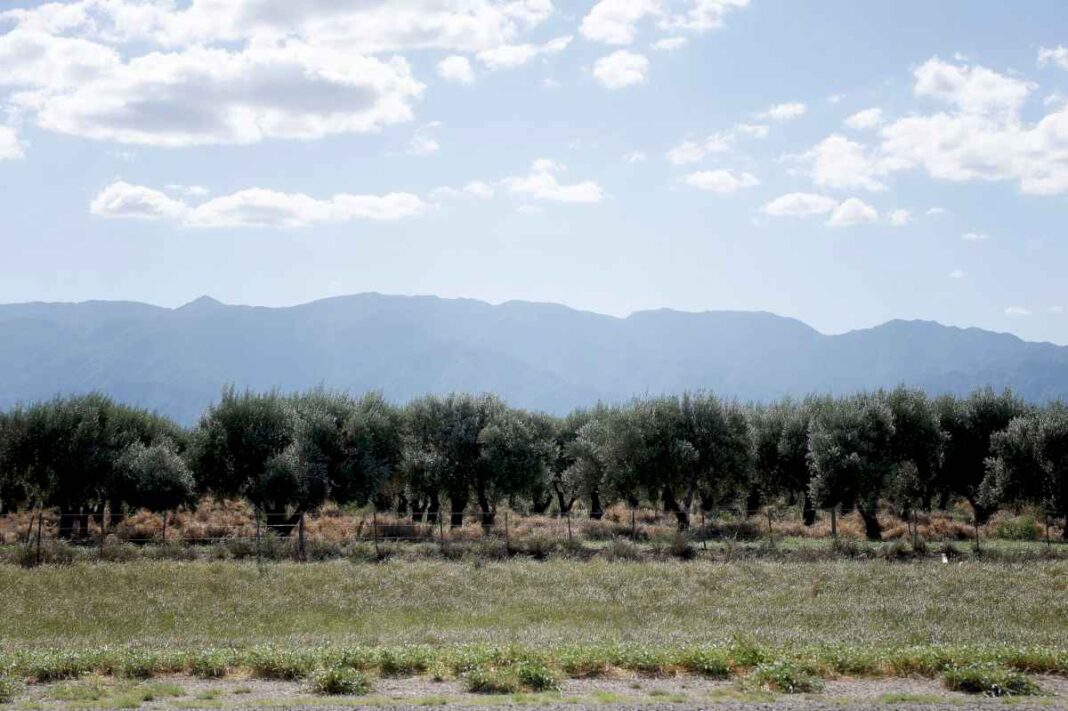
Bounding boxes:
[298,512,306,562]
[35,512,43,567]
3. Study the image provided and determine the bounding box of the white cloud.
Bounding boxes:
[165,184,210,197]
[0,126,24,160]
[90,181,188,220]
[437,55,474,83]
[760,102,807,122]
[431,181,495,200]
[1039,46,1068,71]
[580,0,747,45]
[1005,306,1032,316]
[949,269,965,279]
[623,150,647,163]
[888,208,910,226]
[826,197,878,227]
[652,36,688,51]
[685,169,758,193]
[476,35,571,69]
[90,181,425,227]
[799,133,893,191]
[844,107,883,130]
[17,42,424,147]
[913,57,1034,117]
[761,192,838,218]
[503,159,603,203]
[406,122,441,156]
[592,50,649,89]
[961,231,989,241]
[666,140,705,165]
[926,207,947,215]
[1,0,555,54]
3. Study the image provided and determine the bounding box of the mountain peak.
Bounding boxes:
[177,295,225,311]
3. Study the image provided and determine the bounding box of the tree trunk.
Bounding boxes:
[663,487,689,531]
[78,506,91,540]
[745,487,761,517]
[476,489,495,528]
[589,489,603,520]
[426,493,440,525]
[802,492,816,526]
[859,506,882,541]
[58,505,75,540]
[396,492,409,517]
[531,490,553,515]
[448,493,467,529]
[411,498,427,523]
[265,505,298,536]
[552,480,573,514]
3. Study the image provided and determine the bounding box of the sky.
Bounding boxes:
[1,1,1067,343]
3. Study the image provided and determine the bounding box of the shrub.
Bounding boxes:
[679,647,731,678]
[464,667,521,694]
[941,663,1040,696]
[747,661,824,694]
[0,676,18,704]
[514,661,561,691]
[246,648,313,680]
[995,516,1039,541]
[378,648,430,676]
[191,650,231,678]
[310,665,372,696]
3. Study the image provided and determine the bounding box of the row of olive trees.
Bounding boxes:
[0,386,1065,540]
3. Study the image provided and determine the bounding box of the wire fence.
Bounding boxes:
[4,502,1066,565]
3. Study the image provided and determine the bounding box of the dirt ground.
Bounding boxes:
[8,673,1068,711]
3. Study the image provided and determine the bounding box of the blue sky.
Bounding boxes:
[1,0,1067,342]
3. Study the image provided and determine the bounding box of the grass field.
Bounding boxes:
[0,559,1065,706]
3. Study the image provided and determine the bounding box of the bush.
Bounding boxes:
[679,647,731,678]
[0,676,18,704]
[464,667,521,694]
[246,648,313,680]
[747,661,824,694]
[310,665,372,696]
[941,663,1040,696]
[995,516,1039,541]
[191,649,232,678]
[514,661,561,691]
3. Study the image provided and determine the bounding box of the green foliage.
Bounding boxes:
[310,665,373,696]
[0,675,18,704]
[464,667,522,694]
[513,661,562,691]
[941,663,1041,696]
[746,660,824,694]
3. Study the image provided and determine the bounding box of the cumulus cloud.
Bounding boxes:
[799,133,895,191]
[580,0,747,45]
[90,181,426,227]
[826,197,879,227]
[431,180,495,200]
[760,102,807,122]
[1039,46,1068,71]
[796,58,1068,196]
[666,140,705,165]
[592,50,649,88]
[623,150,647,163]
[13,42,424,147]
[844,107,883,130]
[651,36,688,51]
[888,208,910,226]
[0,126,23,160]
[1,0,555,54]
[407,122,441,156]
[761,192,838,218]
[685,169,758,193]
[476,34,571,69]
[1005,306,1032,316]
[503,159,603,203]
[437,55,474,83]
[666,122,766,164]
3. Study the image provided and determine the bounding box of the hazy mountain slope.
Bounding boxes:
[1,293,1067,423]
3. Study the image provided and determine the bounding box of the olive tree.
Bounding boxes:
[808,394,896,540]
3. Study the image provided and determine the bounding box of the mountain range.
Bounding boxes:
[2,293,1067,424]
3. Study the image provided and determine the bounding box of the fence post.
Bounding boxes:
[35,512,43,567]
[911,510,918,550]
[1045,512,1051,548]
[566,511,572,544]
[504,511,510,550]
[701,511,706,551]
[830,507,837,541]
[372,511,380,558]
[161,511,168,543]
[98,513,105,558]
[631,508,637,541]
[438,514,445,555]
[298,513,306,562]
[973,515,981,552]
[255,510,262,566]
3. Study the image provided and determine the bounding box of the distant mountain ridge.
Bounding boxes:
[2,293,1067,424]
